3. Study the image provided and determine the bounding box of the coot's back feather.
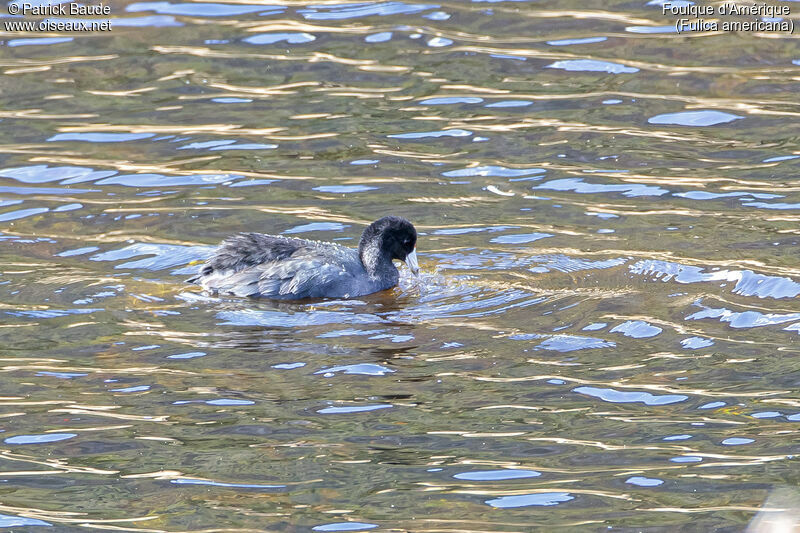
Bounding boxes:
[203,232,317,274]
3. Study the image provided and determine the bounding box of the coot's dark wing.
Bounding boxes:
[218,254,358,298]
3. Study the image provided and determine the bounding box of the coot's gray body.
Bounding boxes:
[188,216,418,300]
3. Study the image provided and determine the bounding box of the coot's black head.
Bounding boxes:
[359,216,418,275]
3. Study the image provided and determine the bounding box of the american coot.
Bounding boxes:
[187,216,419,299]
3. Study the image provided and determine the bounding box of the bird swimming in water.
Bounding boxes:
[187,215,419,300]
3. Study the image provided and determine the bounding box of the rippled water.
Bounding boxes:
[1,0,799,530]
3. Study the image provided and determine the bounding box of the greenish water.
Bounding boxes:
[0,0,799,531]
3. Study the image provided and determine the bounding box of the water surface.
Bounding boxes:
[1,0,799,530]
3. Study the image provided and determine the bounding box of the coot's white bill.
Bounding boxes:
[405,248,419,276]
